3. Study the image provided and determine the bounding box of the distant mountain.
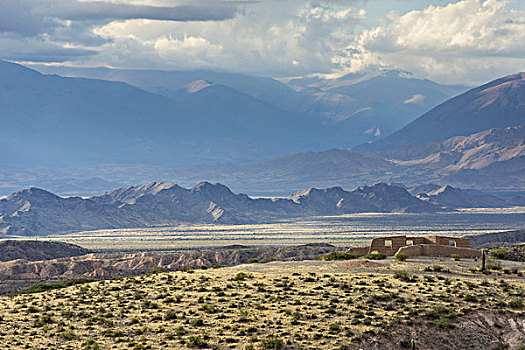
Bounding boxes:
[1,124,522,197]
[355,72,525,153]
[30,65,297,109]
[390,125,525,190]
[416,185,512,208]
[168,125,524,194]
[0,60,328,168]
[32,65,467,146]
[1,123,522,197]
[0,187,142,235]
[289,182,438,214]
[169,149,396,195]
[407,183,441,196]
[0,182,440,236]
[392,125,525,169]
[282,70,468,142]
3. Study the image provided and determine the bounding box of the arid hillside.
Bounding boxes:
[0,240,91,262]
[0,259,523,349]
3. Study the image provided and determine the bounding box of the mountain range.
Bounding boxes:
[0,124,522,197]
[31,64,468,146]
[1,60,523,197]
[140,124,524,196]
[0,182,440,236]
[0,60,326,168]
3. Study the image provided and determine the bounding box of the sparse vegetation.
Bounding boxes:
[0,256,522,349]
[394,253,408,261]
[363,252,387,260]
[317,251,358,261]
[490,247,508,260]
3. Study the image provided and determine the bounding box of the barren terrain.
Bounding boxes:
[0,259,523,349]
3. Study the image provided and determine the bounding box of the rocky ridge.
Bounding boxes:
[0,182,440,236]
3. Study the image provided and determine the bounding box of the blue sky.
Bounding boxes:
[1,0,524,84]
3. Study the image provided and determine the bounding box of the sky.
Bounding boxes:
[1,0,524,84]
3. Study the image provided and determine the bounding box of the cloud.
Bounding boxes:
[0,37,97,62]
[1,0,523,83]
[90,1,364,75]
[0,0,241,63]
[33,2,240,22]
[345,0,525,84]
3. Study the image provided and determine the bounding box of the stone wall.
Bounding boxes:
[394,245,423,257]
[369,236,407,255]
[397,244,480,258]
[427,236,470,248]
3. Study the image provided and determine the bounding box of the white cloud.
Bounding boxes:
[2,0,524,84]
[346,0,525,84]
[0,0,240,63]
[86,1,364,75]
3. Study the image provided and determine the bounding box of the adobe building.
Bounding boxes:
[346,235,480,258]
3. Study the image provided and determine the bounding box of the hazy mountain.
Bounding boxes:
[391,125,525,170]
[1,124,522,196]
[168,149,396,195]
[289,182,439,214]
[282,70,468,142]
[389,125,525,190]
[355,72,525,153]
[168,125,525,194]
[30,65,297,113]
[416,185,511,208]
[0,182,441,236]
[0,60,329,168]
[32,65,467,146]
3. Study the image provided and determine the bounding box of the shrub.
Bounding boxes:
[509,297,523,309]
[234,272,250,281]
[329,323,341,333]
[394,253,408,261]
[247,259,259,264]
[84,339,100,350]
[191,318,204,327]
[24,278,95,294]
[463,294,478,302]
[187,335,207,348]
[363,252,386,260]
[317,251,357,261]
[394,270,414,282]
[424,265,449,273]
[435,316,450,330]
[261,335,283,349]
[164,310,177,321]
[451,254,461,261]
[490,248,508,260]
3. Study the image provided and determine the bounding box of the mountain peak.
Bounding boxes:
[192,182,234,197]
[379,69,414,80]
[9,187,58,199]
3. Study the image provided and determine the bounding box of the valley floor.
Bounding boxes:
[12,209,525,252]
[0,259,524,349]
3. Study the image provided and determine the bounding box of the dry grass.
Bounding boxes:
[0,260,523,349]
